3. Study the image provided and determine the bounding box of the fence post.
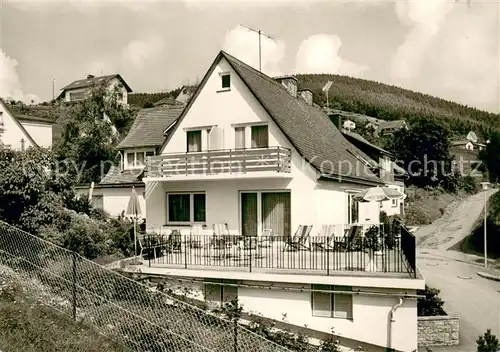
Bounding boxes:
[326,240,330,276]
[72,251,77,321]
[184,234,188,269]
[249,237,252,273]
[233,317,238,352]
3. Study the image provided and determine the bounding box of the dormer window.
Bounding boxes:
[125,150,155,169]
[221,73,231,90]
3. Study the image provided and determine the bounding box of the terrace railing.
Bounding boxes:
[142,225,416,278]
[146,147,291,178]
[400,225,417,278]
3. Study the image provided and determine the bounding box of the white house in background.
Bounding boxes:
[0,99,54,150]
[57,74,132,105]
[132,51,423,352]
[75,104,185,218]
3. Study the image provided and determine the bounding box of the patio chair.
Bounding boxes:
[189,224,204,248]
[162,227,182,253]
[284,225,313,251]
[258,228,273,248]
[212,223,228,250]
[342,225,362,252]
[310,224,337,250]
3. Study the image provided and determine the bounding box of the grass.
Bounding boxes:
[0,275,127,352]
[404,186,467,225]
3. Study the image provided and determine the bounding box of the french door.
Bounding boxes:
[240,191,291,238]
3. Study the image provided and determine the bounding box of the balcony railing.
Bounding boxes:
[140,225,416,278]
[146,147,291,178]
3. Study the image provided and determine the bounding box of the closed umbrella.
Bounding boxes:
[126,186,142,259]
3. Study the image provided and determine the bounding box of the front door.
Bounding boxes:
[241,192,258,237]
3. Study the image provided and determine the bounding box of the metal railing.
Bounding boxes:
[0,220,291,352]
[400,225,417,278]
[143,224,416,277]
[146,147,291,178]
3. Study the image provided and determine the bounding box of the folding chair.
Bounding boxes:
[284,225,313,251]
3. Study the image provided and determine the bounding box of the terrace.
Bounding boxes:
[137,224,417,279]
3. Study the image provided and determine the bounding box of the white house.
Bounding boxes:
[76,104,185,218]
[57,74,132,105]
[0,99,54,150]
[132,51,423,352]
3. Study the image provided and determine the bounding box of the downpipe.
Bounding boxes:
[388,297,404,351]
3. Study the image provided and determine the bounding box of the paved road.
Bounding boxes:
[414,189,500,352]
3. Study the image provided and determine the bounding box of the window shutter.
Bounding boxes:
[333,286,353,319]
[312,285,332,317]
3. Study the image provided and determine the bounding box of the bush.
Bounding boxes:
[364,226,381,251]
[459,175,480,194]
[477,329,500,352]
[417,285,446,316]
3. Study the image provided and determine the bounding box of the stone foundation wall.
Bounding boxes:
[418,315,459,347]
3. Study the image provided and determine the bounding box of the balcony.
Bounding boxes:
[135,224,417,279]
[145,147,291,180]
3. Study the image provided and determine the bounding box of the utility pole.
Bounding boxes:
[240,25,276,72]
[481,182,491,268]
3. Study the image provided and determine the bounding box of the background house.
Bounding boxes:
[0,99,54,150]
[75,104,185,218]
[57,74,132,105]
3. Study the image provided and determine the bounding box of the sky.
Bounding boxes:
[1,0,499,113]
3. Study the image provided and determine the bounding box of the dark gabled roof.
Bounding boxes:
[377,120,407,130]
[99,165,144,185]
[16,114,56,125]
[0,99,39,148]
[60,74,132,93]
[117,105,184,149]
[159,50,382,185]
[341,130,393,158]
[153,96,183,107]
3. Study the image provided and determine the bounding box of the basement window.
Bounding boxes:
[204,280,238,307]
[311,284,353,319]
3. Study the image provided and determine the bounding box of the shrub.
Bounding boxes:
[460,175,480,194]
[364,226,380,251]
[477,329,500,352]
[417,285,446,316]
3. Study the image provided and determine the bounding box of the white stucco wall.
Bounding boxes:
[380,183,405,217]
[0,103,36,150]
[76,186,145,218]
[19,122,53,148]
[162,278,417,352]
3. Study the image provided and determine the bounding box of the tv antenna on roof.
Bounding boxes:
[239,24,276,72]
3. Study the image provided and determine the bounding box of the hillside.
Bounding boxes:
[296,74,500,137]
[128,86,182,108]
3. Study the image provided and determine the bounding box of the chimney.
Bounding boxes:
[298,89,313,106]
[275,76,298,98]
[87,74,95,79]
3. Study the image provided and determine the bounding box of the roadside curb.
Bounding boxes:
[477,271,500,282]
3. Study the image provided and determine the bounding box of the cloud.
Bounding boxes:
[5,0,153,12]
[390,0,499,112]
[223,26,285,77]
[0,49,40,104]
[295,34,368,77]
[121,35,165,70]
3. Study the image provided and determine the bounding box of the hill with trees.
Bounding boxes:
[128,86,183,108]
[296,74,500,137]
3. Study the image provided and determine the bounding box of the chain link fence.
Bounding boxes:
[0,220,290,352]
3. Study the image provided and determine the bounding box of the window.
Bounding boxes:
[136,152,145,167]
[126,152,135,168]
[145,151,154,159]
[235,127,246,149]
[69,91,85,101]
[205,281,237,306]
[391,199,398,208]
[91,195,104,210]
[187,130,202,152]
[347,193,359,224]
[251,125,268,148]
[221,74,231,89]
[167,192,206,224]
[311,285,352,319]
